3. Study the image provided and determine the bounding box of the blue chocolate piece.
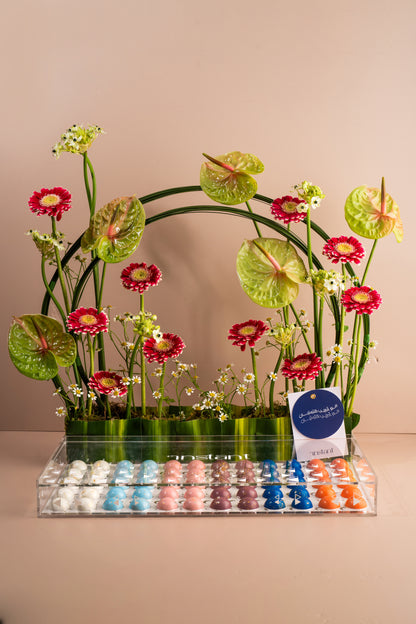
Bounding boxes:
[288,487,310,499]
[262,486,284,499]
[106,486,128,499]
[116,460,134,471]
[102,497,124,511]
[264,497,286,510]
[133,486,154,500]
[141,460,158,471]
[130,498,151,511]
[291,496,313,510]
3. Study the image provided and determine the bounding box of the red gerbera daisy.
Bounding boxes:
[67,307,109,336]
[28,187,71,221]
[322,236,365,264]
[143,333,185,364]
[228,320,268,352]
[121,262,162,293]
[271,196,307,224]
[88,371,128,396]
[281,353,323,380]
[341,286,382,315]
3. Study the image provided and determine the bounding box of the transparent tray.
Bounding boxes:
[37,435,377,517]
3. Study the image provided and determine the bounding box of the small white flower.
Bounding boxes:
[268,372,278,381]
[153,367,163,377]
[53,388,62,396]
[369,340,378,349]
[132,375,141,384]
[244,373,255,383]
[87,391,97,402]
[217,373,228,385]
[121,377,131,385]
[74,388,83,397]
[185,387,194,396]
[218,412,228,423]
[207,390,218,399]
[55,406,67,418]
[177,362,189,371]
[193,403,202,411]
[236,384,247,395]
[110,388,124,398]
[153,390,162,399]
[152,329,163,342]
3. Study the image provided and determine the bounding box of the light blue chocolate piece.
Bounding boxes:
[136,473,157,485]
[117,460,134,470]
[103,497,124,511]
[107,486,128,499]
[130,498,151,511]
[141,460,158,471]
[133,486,154,500]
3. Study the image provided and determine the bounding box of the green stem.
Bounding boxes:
[346,315,362,417]
[86,334,94,416]
[318,297,324,387]
[41,256,66,323]
[245,200,262,238]
[126,337,141,419]
[269,350,284,415]
[250,347,260,404]
[157,362,166,418]
[140,294,146,416]
[51,217,71,314]
[361,240,378,286]
[290,304,312,353]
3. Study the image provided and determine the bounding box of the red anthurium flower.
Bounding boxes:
[67,307,108,336]
[28,187,71,221]
[228,320,268,351]
[341,286,382,315]
[143,333,185,364]
[281,353,323,380]
[271,196,307,224]
[322,236,365,264]
[88,371,128,396]
[121,262,162,293]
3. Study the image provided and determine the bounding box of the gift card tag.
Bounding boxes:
[288,387,347,461]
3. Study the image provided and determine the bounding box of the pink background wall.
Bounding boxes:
[2,0,415,432]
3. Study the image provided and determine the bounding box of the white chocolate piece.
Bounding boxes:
[70,460,87,472]
[77,497,97,512]
[58,486,77,502]
[52,496,71,512]
[79,487,102,501]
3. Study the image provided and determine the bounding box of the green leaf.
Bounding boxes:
[8,314,76,380]
[81,196,145,263]
[200,151,264,205]
[236,238,307,308]
[345,184,403,242]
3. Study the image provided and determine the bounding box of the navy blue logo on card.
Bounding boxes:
[292,389,344,439]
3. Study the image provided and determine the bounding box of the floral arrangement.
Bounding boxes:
[8,124,403,434]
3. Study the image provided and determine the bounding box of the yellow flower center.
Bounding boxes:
[100,378,117,388]
[132,268,149,281]
[282,201,298,214]
[40,194,60,207]
[155,339,171,352]
[352,291,370,303]
[80,314,97,325]
[335,242,354,255]
[292,358,310,371]
[239,325,256,336]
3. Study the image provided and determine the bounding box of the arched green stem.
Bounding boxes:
[41,256,66,323]
[250,347,260,404]
[51,217,70,314]
[245,200,262,238]
[269,350,284,415]
[157,362,166,417]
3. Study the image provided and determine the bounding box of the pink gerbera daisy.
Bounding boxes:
[281,353,323,381]
[228,320,268,351]
[88,371,128,396]
[143,333,185,364]
[28,187,71,221]
[322,236,365,264]
[67,307,109,336]
[121,262,162,293]
[271,196,307,224]
[341,286,382,315]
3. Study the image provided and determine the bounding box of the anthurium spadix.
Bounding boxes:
[200,151,264,205]
[81,196,145,263]
[237,238,307,308]
[8,314,76,380]
[345,178,403,242]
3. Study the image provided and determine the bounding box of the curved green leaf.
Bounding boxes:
[200,151,264,205]
[345,185,403,242]
[8,314,76,380]
[237,238,307,308]
[81,196,145,263]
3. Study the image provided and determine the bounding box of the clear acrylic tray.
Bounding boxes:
[37,435,377,516]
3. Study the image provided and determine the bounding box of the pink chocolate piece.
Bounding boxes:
[183,497,205,511]
[157,497,178,511]
[164,460,182,471]
[187,460,206,471]
[185,472,205,483]
[235,460,254,470]
[159,486,180,499]
[184,486,205,499]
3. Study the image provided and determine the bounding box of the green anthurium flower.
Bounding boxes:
[8,314,77,380]
[237,238,307,308]
[200,151,264,205]
[81,196,145,263]
[345,179,403,242]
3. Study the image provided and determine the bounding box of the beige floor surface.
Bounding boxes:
[0,431,415,624]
